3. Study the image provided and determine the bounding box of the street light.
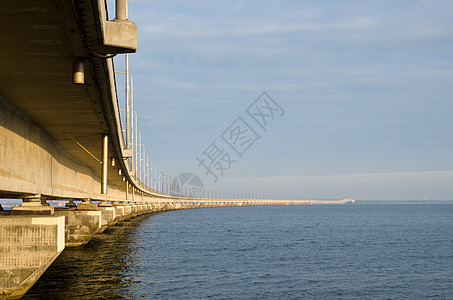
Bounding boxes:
[114,69,135,149]
[153,167,157,191]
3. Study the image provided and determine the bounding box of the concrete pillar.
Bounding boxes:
[130,204,137,216]
[101,134,108,195]
[65,199,77,208]
[98,206,116,233]
[22,194,41,206]
[10,194,54,215]
[0,216,65,299]
[134,204,141,216]
[54,209,101,248]
[123,205,132,218]
[77,198,98,210]
[112,205,125,224]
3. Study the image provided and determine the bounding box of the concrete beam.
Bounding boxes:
[104,20,137,51]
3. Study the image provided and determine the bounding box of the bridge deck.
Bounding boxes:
[0,0,131,199]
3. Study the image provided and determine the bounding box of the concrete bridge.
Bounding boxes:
[0,0,354,298]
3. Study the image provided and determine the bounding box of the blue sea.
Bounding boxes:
[24,204,453,299]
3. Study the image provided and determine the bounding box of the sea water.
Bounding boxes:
[24,204,453,299]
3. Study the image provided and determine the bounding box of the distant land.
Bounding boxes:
[356,200,453,205]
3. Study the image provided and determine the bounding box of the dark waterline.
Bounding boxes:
[25,205,453,299]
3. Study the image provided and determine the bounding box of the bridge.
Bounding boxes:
[0,0,354,298]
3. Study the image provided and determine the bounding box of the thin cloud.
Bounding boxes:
[219,171,453,200]
[123,1,453,199]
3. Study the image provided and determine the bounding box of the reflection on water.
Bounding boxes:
[23,215,153,299]
[23,205,453,299]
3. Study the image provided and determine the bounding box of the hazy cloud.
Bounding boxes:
[119,0,453,200]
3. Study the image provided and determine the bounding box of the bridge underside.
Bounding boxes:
[0,0,138,201]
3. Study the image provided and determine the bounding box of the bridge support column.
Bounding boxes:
[112,205,125,224]
[0,216,64,299]
[65,199,77,208]
[122,205,132,219]
[101,134,108,195]
[130,204,138,216]
[10,194,54,215]
[98,206,116,233]
[77,198,98,210]
[54,206,101,248]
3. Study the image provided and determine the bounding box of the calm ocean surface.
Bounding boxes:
[24,204,453,299]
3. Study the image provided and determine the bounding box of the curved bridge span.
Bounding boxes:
[0,0,354,298]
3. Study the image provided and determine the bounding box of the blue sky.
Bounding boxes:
[113,0,453,200]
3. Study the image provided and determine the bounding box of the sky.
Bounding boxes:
[111,0,453,200]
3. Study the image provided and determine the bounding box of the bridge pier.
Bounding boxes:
[130,204,138,215]
[10,195,54,216]
[54,206,101,248]
[98,206,116,233]
[77,198,98,210]
[111,205,125,224]
[123,205,132,218]
[65,199,77,208]
[0,216,65,299]
[135,204,143,216]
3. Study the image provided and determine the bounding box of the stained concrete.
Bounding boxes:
[0,216,64,300]
[98,206,115,233]
[53,209,101,248]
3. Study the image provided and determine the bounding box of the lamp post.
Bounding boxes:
[154,167,157,191]
[149,159,153,190]
[114,70,134,149]
[158,170,162,193]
